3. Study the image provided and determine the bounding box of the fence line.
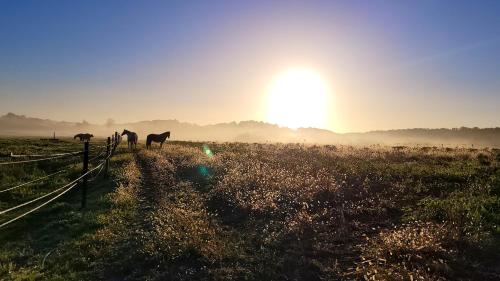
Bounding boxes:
[89,163,106,182]
[0,183,78,229]
[0,170,66,194]
[0,162,104,216]
[0,151,82,166]
[89,146,115,182]
[89,147,108,162]
[0,132,121,229]
[88,140,116,159]
[95,140,117,149]
[3,140,115,160]
[8,151,82,158]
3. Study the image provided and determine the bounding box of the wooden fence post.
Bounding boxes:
[105,137,111,177]
[81,141,89,209]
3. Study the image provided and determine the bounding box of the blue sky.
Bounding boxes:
[0,0,499,132]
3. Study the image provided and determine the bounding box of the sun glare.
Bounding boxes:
[266,68,329,129]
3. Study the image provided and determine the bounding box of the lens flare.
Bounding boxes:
[203,144,213,157]
[198,165,210,177]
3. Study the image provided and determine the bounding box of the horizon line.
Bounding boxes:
[2,112,500,135]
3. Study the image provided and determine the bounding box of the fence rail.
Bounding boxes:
[0,183,78,229]
[0,170,66,194]
[8,151,82,158]
[0,151,84,165]
[0,133,121,230]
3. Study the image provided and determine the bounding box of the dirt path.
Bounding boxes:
[127,149,233,279]
[92,144,500,281]
[130,147,349,280]
[133,152,160,232]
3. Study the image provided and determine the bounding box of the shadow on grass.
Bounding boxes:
[0,153,128,280]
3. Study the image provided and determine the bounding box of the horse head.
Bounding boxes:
[121,129,128,136]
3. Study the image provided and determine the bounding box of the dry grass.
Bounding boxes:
[1,140,499,280]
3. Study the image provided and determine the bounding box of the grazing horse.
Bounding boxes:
[74,133,93,142]
[121,129,138,149]
[146,131,170,149]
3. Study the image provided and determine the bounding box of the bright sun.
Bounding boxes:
[266,67,329,129]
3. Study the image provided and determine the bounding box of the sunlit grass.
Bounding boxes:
[1,140,499,280]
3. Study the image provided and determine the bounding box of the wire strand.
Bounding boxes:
[0,183,78,229]
[0,162,103,215]
[8,151,81,158]
[0,170,66,194]
[0,151,82,165]
[89,148,107,162]
[0,135,119,229]
[88,163,106,182]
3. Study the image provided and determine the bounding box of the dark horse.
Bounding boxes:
[121,129,138,149]
[74,133,93,142]
[146,131,170,149]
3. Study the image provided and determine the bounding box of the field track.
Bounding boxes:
[113,143,500,280]
[2,140,500,280]
[135,153,161,233]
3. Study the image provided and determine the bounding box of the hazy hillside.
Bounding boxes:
[0,113,341,143]
[1,113,499,147]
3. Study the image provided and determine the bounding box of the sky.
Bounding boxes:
[0,0,499,133]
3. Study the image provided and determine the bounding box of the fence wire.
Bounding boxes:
[0,183,78,229]
[0,136,120,229]
[0,170,66,194]
[0,151,82,165]
[0,161,104,216]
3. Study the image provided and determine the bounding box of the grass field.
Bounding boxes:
[1,139,499,280]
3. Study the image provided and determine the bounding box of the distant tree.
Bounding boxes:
[105,118,116,127]
[76,120,90,127]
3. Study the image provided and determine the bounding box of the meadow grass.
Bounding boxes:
[0,138,127,280]
[0,139,499,280]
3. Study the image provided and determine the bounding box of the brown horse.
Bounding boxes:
[74,133,93,142]
[146,131,170,149]
[121,129,138,149]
